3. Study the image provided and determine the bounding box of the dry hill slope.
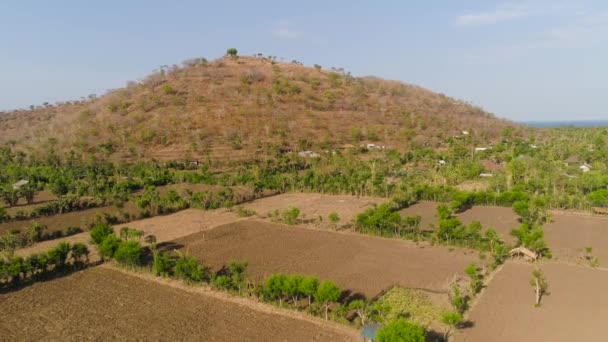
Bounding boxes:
[0,55,521,162]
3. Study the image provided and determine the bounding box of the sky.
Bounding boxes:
[1,0,607,121]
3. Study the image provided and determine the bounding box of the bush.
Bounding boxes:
[113,241,142,266]
[376,320,425,342]
[282,207,300,225]
[152,252,173,276]
[173,253,207,282]
[90,223,114,245]
[98,235,120,260]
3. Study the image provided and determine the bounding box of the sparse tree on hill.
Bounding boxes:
[226,48,238,57]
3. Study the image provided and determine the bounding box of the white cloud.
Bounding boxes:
[273,20,300,39]
[453,1,573,27]
[454,4,533,27]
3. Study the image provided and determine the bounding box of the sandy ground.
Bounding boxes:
[0,266,356,342]
[173,219,483,298]
[241,193,384,228]
[459,262,608,342]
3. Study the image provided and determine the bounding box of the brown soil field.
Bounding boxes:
[241,193,384,228]
[15,208,241,258]
[456,206,520,244]
[0,202,140,235]
[545,212,608,264]
[173,219,483,298]
[0,266,356,341]
[399,201,439,230]
[459,262,608,342]
[399,202,519,243]
[5,190,58,216]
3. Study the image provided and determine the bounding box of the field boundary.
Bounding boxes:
[101,263,360,339]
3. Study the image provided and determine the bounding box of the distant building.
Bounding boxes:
[12,179,28,190]
[580,163,591,173]
[298,150,320,158]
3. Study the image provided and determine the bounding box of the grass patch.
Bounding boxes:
[375,287,444,327]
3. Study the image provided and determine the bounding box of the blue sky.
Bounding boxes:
[2,0,607,121]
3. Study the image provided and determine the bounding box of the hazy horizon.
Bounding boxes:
[2,0,607,121]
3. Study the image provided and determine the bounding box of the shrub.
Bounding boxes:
[173,253,207,282]
[98,235,120,260]
[113,241,142,266]
[90,223,114,245]
[282,207,300,225]
[376,319,425,342]
[152,252,173,276]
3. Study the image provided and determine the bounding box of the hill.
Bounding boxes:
[0,55,522,162]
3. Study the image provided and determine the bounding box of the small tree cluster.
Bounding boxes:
[0,242,89,290]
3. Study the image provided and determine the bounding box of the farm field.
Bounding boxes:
[399,201,608,263]
[459,262,608,342]
[240,193,384,227]
[0,202,140,235]
[15,208,240,258]
[172,219,482,298]
[0,266,356,341]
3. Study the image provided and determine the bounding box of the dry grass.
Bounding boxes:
[0,56,521,162]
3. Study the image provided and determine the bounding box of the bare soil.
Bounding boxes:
[173,219,483,298]
[459,262,608,342]
[545,211,608,265]
[0,202,140,235]
[241,193,384,228]
[0,266,356,341]
[15,208,240,258]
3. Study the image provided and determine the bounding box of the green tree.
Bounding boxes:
[298,276,319,306]
[265,273,287,306]
[152,252,173,276]
[226,48,238,57]
[376,320,425,342]
[71,243,90,266]
[348,299,372,325]
[98,235,120,260]
[282,275,304,303]
[441,311,463,340]
[113,241,142,266]
[315,281,341,320]
[464,263,483,295]
[228,261,248,293]
[90,223,114,245]
[530,268,548,306]
[173,252,207,282]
